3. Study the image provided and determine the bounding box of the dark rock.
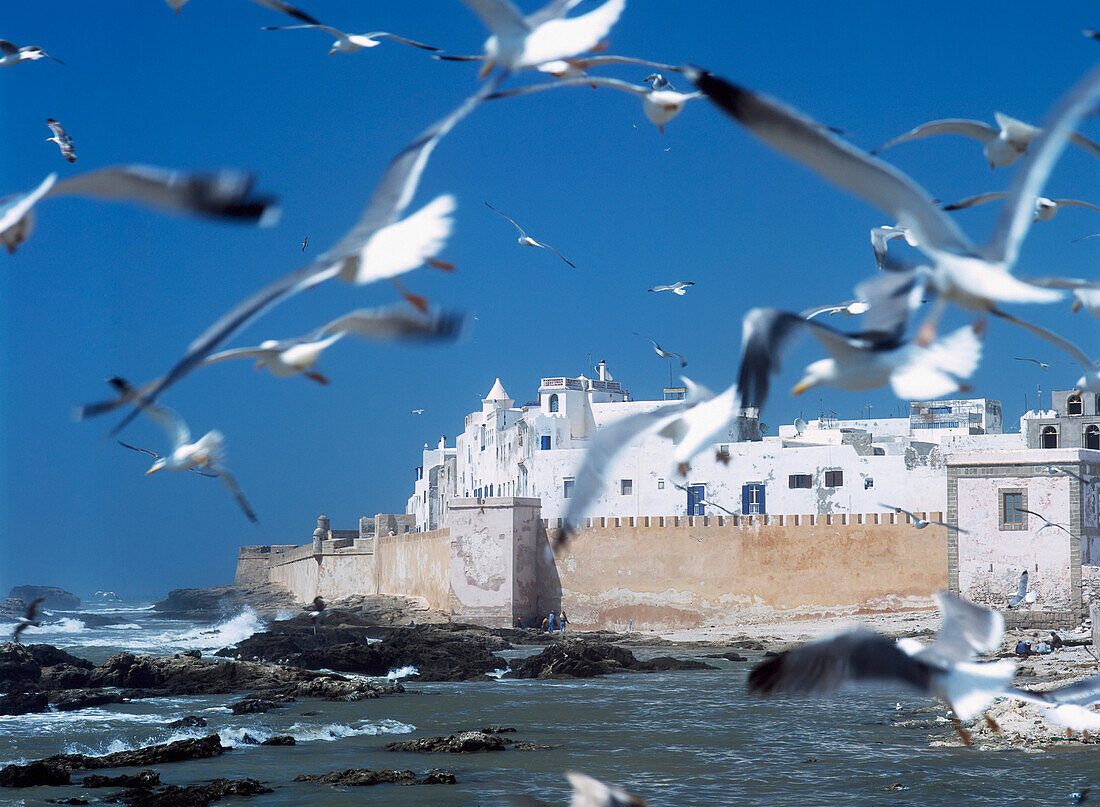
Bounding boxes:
[39,664,93,690]
[482,725,516,734]
[47,798,90,805]
[705,651,746,662]
[8,587,79,610]
[384,731,506,753]
[181,650,201,659]
[0,691,48,715]
[634,657,717,672]
[421,769,458,784]
[295,768,454,786]
[167,715,208,729]
[82,770,160,789]
[86,651,325,696]
[153,584,294,621]
[230,697,285,715]
[762,650,781,658]
[728,638,767,650]
[507,640,638,679]
[277,676,402,701]
[0,643,41,692]
[260,735,295,746]
[238,733,261,745]
[113,778,271,806]
[52,690,125,712]
[24,645,93,670]
[507,740,552,751]
[0,760,71,788]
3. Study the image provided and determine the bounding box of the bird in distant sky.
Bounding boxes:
[648,281,694,295]
[164,0,321,24]
[262,24,440,54]
[411,409,425,415]
[12,597,46,643]
[485,202,576,267]
[0,40,64,66]
[1014,356,1067,370]
[943,192,1100,222]
[45,119,76,163]
[300,236,308,251]
[881,504,967,533]
[639,335,687,367]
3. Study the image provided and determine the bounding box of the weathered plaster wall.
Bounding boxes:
[539,513,947,631]
[235,545,296,587]
[267,541,376,604]
[375,528,451,612]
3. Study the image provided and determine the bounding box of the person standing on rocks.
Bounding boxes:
[547,612,557,632]
[559,611,569,634]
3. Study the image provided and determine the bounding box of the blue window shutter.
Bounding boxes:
[758,484,766,515]
[741,484,750,515]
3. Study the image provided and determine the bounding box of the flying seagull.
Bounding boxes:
[1020,276,1100,317]
[122,400,257,523]
[118,440,218,477]
[1008,570,1032,608]
[1018,508,1073,536]
[488,73,702,132]
[870,225,919,269]
[1007,673,1100,732]
[262,24,440,54]
[800,300,870,319]
[565,772,648,807]
[648,281,694,295]
[1047,465,1096,488]
[45,119,76,163]
[0,166,279,254]
[95,75,504,436]
[304,595,326,635]
[438,49,681,81]
[485,202,575,267]
[748,592,1015,744]
[0,40,64,67]
[874,111,1100,169]
[657,380,745,476]
[301,236,308,251]
[12,597,46,643]
[943,192,1100,222]
[991,309,1100,394]
[163,0,321,24]
[410,409,425,415]
[456,0,627,78]
[1013,356,1069,370]
[882,504,968,533]
[640,335,687,367]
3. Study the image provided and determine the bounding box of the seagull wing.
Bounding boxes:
[367,32,441,51]
[736,308,807,411]
[874,119,997,152]
[1014,357,1043,366]
[315,305,465,342]
[76,376,163,421]
[747,628,931,696]
[1008,570,1029,608]
[852,268,927,342]
[248,0,322,25]
[1069,131,1100,161]
[568,54,682,73]
[141,402,193,450]
[519,0,626,67]
[215,467,258,523]
[24,597,45,621]
[1035,673,1100,706]
[1018,508,1071,534]
[489,75,647,99]
[565,772,649,807]
[47,165,278,224]
[525,0,583,26]
[990,309,1095,370]
[0,40,18,57]
[882,503,917,520]
[529,237,576,267]
[986,62,1100,266]
[683,66,974,256]
[261,23,345,36]
[0,173,58,238]
[484,201,527,235]
[800,304,845,319]
[1050,198,1100,213]
[203,345,289,365]
[919,591,1004,663]
[942,192,1008,211]
[669,351,688,367]
[648,285,674,293]
[117,440,162,460]
[458,0,531,38]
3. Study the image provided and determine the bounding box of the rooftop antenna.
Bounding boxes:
[794,417,807,437]
[1037,383,1043,411]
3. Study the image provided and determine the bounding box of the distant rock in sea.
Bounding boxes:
[506,638,718,679]
[7,586,80,610]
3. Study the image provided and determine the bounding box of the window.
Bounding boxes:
[657,478,665,490]
[789,474,812,489]
[1000,489,1027,530]
[540,435,551,450]
[549,394,559,413]
[1068,393,1083,416]
[1042,425,1058,449]
[1086,425,1100,451]
[488,484,493,497]
[864,477,874,489]
[621,479,633,495]
[563,478,575,499]
[824,470,844,487]
[742,483,766,515]
[686,484,705,515]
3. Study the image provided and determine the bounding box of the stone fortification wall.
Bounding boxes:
[267,540,375,603]
[538,512,948,631]
[375,528,451,612]
[235,545,297,587]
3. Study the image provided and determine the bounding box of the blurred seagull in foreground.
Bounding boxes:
[566,772,648,807]
[0,40,64,66]
[1007,570,1033,608]
[485,202,575,267]
[1021,276,1100,317]
[95,77,503,436]
[0,166,279,254]
[45,119,76,163]
[12,598,46,643]
[164,0,321,24]
[874,111,1100,169]
[456,0,627,78]
[881,504,968,533]
[262,24,440,54]
[1006,673,1100,733]
[943,192,1100,222]
[1047,465,1096,488]
[748,592,1015,744]
[639,335,687,367]
[648,281,694,295]
[122,400,257,523]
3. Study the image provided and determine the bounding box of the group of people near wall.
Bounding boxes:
[515,611,569,633]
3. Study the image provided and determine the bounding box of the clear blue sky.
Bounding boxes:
[1,1,1097,597]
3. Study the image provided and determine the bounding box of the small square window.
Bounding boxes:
[540,435,551,450]
[657,478,665,490]
[824,470,843,487]
[621,479,633,495]
[789,474,812,489]
[864,477,874,489]
[563,478,575,499]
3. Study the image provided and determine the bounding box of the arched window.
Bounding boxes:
[1086,425,1100,450]
[1068,393,1083,416]
[1042,425,1058,449]
[488,484,493,497]
[549,394,559,413]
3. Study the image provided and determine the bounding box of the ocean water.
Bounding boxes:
[1,601,1096,806]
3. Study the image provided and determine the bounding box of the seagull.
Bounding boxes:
[1006,673,1100,732]
[488,73,702,132]
[1019,508,1073,536]
[123,399,257,523]
[874,111,1100,169]
[45,119,76,163]
[748,592,1016,744]
[639,335,687,367]
[456,0,627,78]
[1008,570,1032,608]
[870,226,919,269]
[648,281,694,295]
[991,309,1100,393]
[12,597,46,643]
[1020,276,1100,317]
[1014,356,1071,370]
[77,306,464,419]
[301,236,308,251]
[1047,465,1096,488]
[304,595,326,635]
[94,76,503,436]
[0,40,64,66]
[118,440,219,477]
[800,300,870,319]
[410,409,425,415]
[0,166,279,254]
[657,380,745,476]
[565,771,648,807]
[437,49,680,82]
[943,192,1100,222]
[881,504,968,533]
[485,202,575,267]
[262,24,440,54]
[164,0,321,24]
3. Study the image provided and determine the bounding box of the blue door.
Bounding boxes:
[687,485,705,515]
[742,483,766,515]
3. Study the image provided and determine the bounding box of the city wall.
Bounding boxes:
[375,527,451,612]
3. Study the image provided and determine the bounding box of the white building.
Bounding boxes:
[407,362,1014,531]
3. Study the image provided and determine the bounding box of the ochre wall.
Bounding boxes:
[375,528,451,613]
[541,513,948,630]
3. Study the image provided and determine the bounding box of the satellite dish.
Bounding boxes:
[760,423,769,434]
[794,417,807,436]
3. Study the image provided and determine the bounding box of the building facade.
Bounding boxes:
[1023,390,1100,450]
